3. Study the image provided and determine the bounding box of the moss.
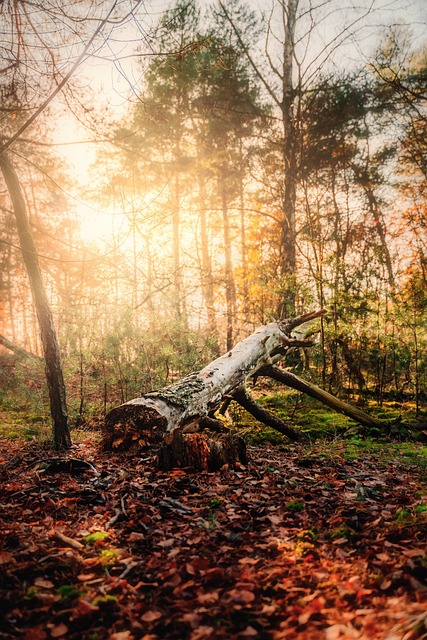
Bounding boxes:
[98,548,119,566]
[92,594,118,607]
[82,531,109,545]
[57,584,80,601]
[286,500,305,512]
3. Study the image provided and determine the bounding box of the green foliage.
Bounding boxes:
[394,508,411,525]
[207,497,224,510]
[414,504,427,514]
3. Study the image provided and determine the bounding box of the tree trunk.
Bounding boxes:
[0,152,71,449]
[198,173,218,344]
[278,0,299,318]
[220,166,237,350]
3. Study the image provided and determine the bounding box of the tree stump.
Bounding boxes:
[157,430,247,472]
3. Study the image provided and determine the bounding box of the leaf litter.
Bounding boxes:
[0,438,426,639]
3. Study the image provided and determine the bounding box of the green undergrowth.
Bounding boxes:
[0,408,52,441]
[230,390,424,442]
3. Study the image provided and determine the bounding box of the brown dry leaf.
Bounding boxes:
[74,598,100,616]
[228,589,255,604]
[50,623,68,638]
[109,633,134,640]
[128,532,145,541]
[141,610,162,623]
[268,514,281,525]
[34,578,54,589]
[0,551,14,565]
[197,591,219,604]
[261,603,277,615]
[241,627,259,637]
[402,548,426,558]
[190,626,214,640]
[158,538,174,548]
[77,573,96,581]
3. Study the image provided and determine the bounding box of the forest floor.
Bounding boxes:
[1,431,427,640]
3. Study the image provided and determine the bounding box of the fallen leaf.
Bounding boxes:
[0,551,14,565]
[74,598,100,616]
[158,538,174,548]
[241,627,259,637]
[141,610,162,623]
[50,623,68,638]
[402,548,426,558]
[197,591,219,604]
[228,589,255,604]
[34,578,54,589]
[128,532,145,541]
[77,573,96,581]
[190,627,214,640]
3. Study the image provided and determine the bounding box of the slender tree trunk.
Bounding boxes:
[278,0,299,318]
[220,167,236,350]
[172,173,182,318]
[352,164,395,292]
[239,171,249,320]
[0,152,71,449]
[198,175,218,343]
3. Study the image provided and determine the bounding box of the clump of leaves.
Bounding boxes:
[329,524,356,540]
[201,512,220,531]
[23,586,38,602]
[297,529,317,541]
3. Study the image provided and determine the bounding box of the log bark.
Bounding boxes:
[232,387,304,441]
[103,310,324,453]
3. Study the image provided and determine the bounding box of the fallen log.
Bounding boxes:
[103,309,392,470]
[0,334,42,361]
[103,311,324,465]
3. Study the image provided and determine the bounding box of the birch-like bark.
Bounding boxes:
[103,311,322,451]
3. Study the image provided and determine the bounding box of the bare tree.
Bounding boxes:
[217,0,401,317]
[0,0,147,446]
